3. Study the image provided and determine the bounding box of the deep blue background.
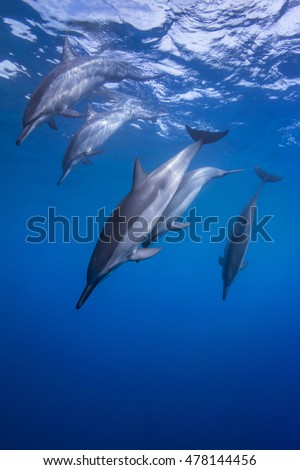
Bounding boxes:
[0,0,300,450]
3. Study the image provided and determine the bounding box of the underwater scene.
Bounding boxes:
[1,0,300,450]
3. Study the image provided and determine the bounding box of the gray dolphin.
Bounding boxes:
[76,128,228,309]
[219,166,282,300]
[16,38,161,145]
[143,166,243,246]
[57,97,158,185]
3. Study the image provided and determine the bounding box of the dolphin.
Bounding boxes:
[219,166,282,300]
[16,37,162,145]
[143,166,243,246]
[57,97,159,185]
[76,128,229,309]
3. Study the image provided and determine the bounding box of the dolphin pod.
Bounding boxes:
[57,97,159,185]
[17,37,283,307]
[76,130,229,309]
[219,167,282,300]
[16,37,161,145]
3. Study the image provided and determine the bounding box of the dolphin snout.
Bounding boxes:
[16,123,35,146]
[57,173,66,186]
[222,285,230,301]
[57,167,71,185]
[76,284,95,310]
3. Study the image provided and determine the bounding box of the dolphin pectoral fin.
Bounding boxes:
[60,108,86,118]
[185,125,229,144]
[240,261,248,271]
[48,117,58,130]
[129,247,162,262]
[82,158,93,165]
[61,37,77,64]
[86,149,103,157]
[219,256,224,267]
[169,221,190,231]
[81,149,103,164]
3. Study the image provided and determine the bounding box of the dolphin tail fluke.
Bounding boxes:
[16,124,34,145]
[76,284,95,310]
[254,166,283,183]
[185,125,229,144]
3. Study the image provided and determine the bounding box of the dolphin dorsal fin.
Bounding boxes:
[132,158,149,191]
[61,37,77,64]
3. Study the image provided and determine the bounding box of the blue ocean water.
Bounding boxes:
[1,0,300,450]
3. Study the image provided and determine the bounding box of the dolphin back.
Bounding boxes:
[254,166,283,183]
[185,125,229,144]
